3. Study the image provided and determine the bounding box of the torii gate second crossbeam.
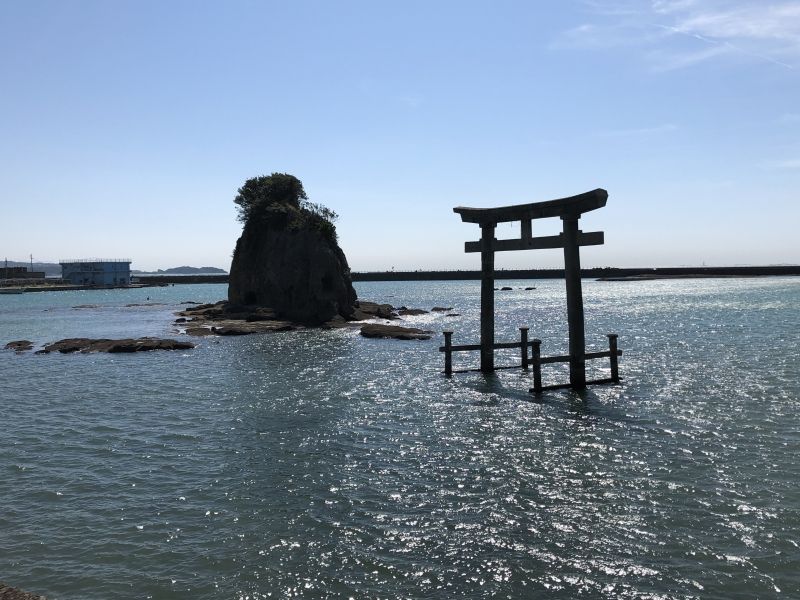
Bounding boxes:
[453,188,608,389]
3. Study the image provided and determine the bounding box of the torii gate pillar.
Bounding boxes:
[561,214,586,388]
[480,222,496,372]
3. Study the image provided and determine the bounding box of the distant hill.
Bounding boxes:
[2,260,62,277]
[3,261,228,277]
[132,266,228,275]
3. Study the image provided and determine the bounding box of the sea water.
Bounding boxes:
[0,278,798,599]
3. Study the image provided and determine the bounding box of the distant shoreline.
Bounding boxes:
[1,266,796,293]
[133,266,799,285]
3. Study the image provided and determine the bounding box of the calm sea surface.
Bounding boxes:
[1,278,798,599]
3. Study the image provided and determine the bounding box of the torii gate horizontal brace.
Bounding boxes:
[454,188,607,253]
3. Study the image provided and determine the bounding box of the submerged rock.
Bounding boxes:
[4,340,33,352]
[183,327,218,337]
[125,303,166,307]
[398,308,429,316]
[184,321,296,336]
[179,301,226,318]
[175,300,300,337]
[352,301,398,320]
[176,301,297,336]
[360,324,432,340]
[36,338,194,354]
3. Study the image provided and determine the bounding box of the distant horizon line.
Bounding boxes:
[5,259,800,272]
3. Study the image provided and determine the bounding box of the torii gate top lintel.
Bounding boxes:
[453,188,607,224]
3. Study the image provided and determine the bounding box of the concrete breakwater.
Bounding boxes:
[3,266,797,292]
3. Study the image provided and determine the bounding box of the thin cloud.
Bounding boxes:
[652,0,700,13]
[578,0,645,17]
[656,22,796,69]
[551,23,602,48]
[558,0,800,70]
[550,22,663,50]
[647,43,732,71]
[678,4,800,42]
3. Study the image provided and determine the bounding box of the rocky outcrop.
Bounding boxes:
[174,299,441,338]
[35,338,194,354]
[228,204,357,325]
[175,301,298,336]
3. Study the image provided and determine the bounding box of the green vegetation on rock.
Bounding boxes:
[234,173,338,241]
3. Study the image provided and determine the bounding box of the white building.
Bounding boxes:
[60,259,132,286]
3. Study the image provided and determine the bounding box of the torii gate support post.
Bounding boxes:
[561,214,586,388]
[480,222,496,373]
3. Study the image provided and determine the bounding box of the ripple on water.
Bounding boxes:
[1,279,799,598]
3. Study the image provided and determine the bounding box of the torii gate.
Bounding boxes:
[453,188,608,389]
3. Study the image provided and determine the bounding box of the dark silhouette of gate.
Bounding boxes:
[440,188,622,392]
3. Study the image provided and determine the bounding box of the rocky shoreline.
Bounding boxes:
[4,299,459,353]
[174,300,445,340]
[0,582,46,600]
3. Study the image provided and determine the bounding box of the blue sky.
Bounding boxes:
[1,0,798,271]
